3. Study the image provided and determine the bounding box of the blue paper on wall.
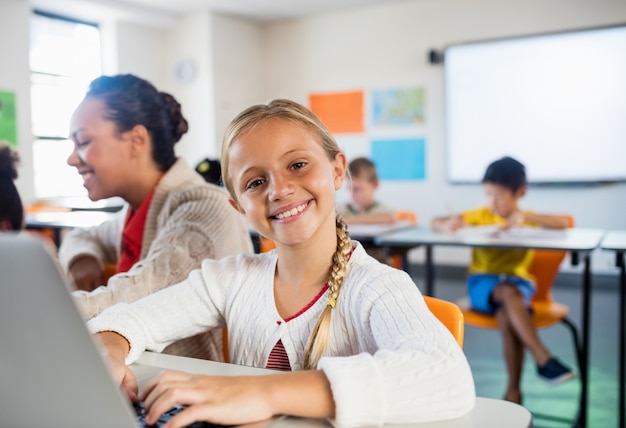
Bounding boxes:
[372,138,426,180]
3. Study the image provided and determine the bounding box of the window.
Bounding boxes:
[30,11,102,200]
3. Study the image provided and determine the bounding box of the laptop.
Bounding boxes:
[0,233,285,428]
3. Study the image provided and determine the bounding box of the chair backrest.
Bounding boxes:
[259,236,276,253]
[528,215,575,304]
[423,296,464,348]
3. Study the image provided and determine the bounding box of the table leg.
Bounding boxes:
[575,252,592,428]
[424,245,434,296]
[54,229,62,248]
[618,251,625,428]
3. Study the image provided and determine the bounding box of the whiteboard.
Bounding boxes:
[444,25,626,184]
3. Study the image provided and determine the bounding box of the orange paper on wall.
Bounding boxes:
[309,91,364,134]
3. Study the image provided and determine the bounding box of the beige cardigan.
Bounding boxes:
[59,159,253,360]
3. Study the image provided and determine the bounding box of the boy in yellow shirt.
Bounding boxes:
[432,156,574,404]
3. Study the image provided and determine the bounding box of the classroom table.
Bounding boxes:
[374,226,605,428]
[25,209,118,247]
[247,221,415,254]
[601,231,626,428]
[346,220,416,243]
[348,221,418,269]
[130,351,532,428]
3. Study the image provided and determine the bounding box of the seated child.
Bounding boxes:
[88,99,475,427]
[431,156,575,404]
[338,157,400,263]
[338,157,396,225]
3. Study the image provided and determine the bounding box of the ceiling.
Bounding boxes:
[34,0,410,25]
[121,0,404,21]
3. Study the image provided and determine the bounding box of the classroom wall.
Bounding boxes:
[212,13,265,152]
[104,11,219,166]
[114,22,166,85]
[257,0,626,270]
[2,0,624,272]
[162,11,217,166]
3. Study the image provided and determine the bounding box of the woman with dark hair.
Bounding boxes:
[59,74,252,361]
[0,142,23,231]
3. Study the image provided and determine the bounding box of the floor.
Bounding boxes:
[408,265,621,428]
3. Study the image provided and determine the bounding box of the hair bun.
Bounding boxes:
[161,92,189,143]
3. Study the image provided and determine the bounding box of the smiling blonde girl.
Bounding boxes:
[89,99,475,428]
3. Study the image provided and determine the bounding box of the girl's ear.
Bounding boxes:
[229,198,245,215]
[515,185,528,199]
[332,152,347,190]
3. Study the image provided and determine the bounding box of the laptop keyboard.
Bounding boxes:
[134,402,231,428]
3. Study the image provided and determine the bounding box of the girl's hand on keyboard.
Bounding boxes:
[139,370,275,428]
[139,369,335,428]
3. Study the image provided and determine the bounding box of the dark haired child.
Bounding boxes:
[432,156,575,404]
[0,142,24,231]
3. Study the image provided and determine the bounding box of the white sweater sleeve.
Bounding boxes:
[318,261,475,426]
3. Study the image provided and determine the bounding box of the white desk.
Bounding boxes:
[374,226,605,428]
[346,221,415,242]
[601,231,626,428]
[130,352,532,428]
[247,221,415,255]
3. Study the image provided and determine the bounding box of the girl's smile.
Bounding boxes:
[270,200,310,221]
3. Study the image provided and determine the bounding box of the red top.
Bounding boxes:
[116,187,157,274]
[266,284,330,371]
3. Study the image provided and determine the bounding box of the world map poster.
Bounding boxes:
[371,87,425,128]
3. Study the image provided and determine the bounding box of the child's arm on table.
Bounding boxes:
[431,214,465,233]
[504,211,570,230]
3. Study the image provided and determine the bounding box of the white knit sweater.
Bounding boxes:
[87,242,475,427]
[60,159,253,360]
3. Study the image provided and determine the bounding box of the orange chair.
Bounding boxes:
[455,215,581,416]
[259,236,276,253]
[423,296,464,348]
[455,215,577,331]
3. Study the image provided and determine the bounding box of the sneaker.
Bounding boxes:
[537,357,576,385]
